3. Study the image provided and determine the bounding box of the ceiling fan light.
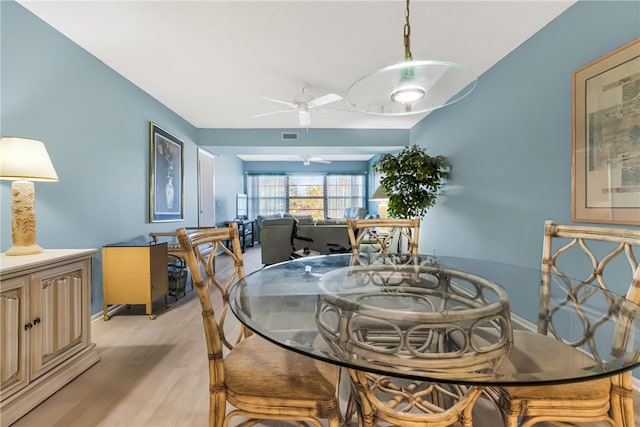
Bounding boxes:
[390,84,425,104]
[298,110,311,127]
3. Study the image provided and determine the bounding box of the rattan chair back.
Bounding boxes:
[346,217,420,256]
[177,223,342,427]
[344,217,488,427]
[494,219,640,427]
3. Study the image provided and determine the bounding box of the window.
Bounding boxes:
[288,176,324,218]
[247,174,366,220]
[326,175,366,219]
[246,175,287,216]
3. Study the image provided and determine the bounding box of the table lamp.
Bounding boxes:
[371,185,389,219]
[0,137,58,255]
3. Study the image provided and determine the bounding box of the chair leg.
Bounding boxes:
[345,392,357,423]
[346,391,375,427]
[347,378,376,427]
[610,372,634,427]
[504,414,520,427]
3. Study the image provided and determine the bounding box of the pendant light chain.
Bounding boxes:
[403,0,412,60]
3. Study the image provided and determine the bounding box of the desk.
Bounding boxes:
[229,253,640,386]
[224,219,254,253]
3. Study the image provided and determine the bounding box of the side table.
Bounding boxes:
[102,241,169,320]
[224,219,254,253]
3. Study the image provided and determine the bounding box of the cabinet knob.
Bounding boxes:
[24,323,32,330]
[33,317,41,325]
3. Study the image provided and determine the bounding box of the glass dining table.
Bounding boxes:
[228,253,640,386]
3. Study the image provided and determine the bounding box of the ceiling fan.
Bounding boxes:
[281,155,332,165]
[252,87,342,127]
[300,155,331,166]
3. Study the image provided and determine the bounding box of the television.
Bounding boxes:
[236,193,248,219]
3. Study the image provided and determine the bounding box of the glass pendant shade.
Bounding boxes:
[347,59,477,115]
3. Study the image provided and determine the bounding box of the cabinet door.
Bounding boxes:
[29,260,89,380]
[0,276,28,396]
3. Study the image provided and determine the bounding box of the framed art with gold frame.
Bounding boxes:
[149,122,184,223]
[572,38,640,226]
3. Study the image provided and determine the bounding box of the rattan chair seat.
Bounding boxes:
[225,335,341,406]
[500,377,610,400]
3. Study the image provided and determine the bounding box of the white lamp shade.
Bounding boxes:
[371,185,389,219]
[0,137,59,181]
[371,185,389,200]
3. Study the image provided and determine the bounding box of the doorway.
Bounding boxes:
[198,148,215,227]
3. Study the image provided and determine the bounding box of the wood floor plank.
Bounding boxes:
[9,246,638,427]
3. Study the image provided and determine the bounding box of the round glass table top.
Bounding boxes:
[229,253,640,386]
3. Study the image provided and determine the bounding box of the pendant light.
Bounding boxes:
[346,0,477,115]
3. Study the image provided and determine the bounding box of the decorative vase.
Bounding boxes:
[165,176,174,209]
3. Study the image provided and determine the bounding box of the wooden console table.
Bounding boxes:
[0,249,100,426]
[224,219,254,253]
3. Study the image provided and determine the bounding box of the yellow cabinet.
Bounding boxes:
[102,242,169,320]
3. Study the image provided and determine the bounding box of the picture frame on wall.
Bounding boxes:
[150,122,184,222]
[572,38,640,226]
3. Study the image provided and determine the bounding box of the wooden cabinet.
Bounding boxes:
[102,242,169,320]
[0,249,99,427]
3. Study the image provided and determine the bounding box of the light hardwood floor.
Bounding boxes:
[10,246,639,427]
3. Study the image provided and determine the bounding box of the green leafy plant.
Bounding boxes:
[373,145,450,218]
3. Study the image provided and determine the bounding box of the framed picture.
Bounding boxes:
[572,38,640,226]
[150,122,184,222]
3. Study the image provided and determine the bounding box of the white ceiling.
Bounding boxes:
[18,0,575,160]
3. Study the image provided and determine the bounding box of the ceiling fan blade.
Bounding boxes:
[304,156,331,164]
[259,96,297,108]
[252,109,294,118]
[309,93,342,107]
[299,111,311,127]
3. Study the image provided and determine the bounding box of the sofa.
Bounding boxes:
[257,208,368,265]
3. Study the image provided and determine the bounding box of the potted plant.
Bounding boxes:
[373,145,450,218]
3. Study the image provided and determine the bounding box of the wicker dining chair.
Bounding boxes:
[346,217,420,256]
[344,217,487,427]
[176,223,342,427]
[492,220,640,427]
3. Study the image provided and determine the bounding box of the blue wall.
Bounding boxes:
[412,1,639,286]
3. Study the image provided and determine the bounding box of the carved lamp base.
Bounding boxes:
[6,243,43,256]
[6,180,43,256]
